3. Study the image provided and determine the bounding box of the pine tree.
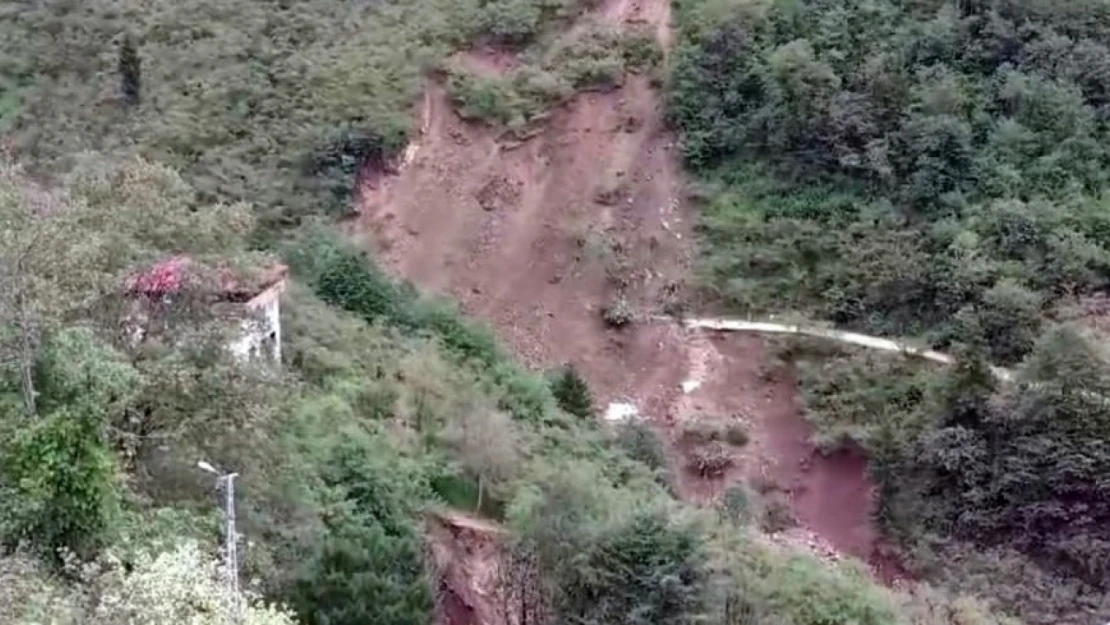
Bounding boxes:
[119,34,142,107]
[552,365,594,420]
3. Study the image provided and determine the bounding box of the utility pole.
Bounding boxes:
[199,461,242,625]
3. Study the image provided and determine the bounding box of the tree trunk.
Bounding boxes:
[16,287,35,416]
[475,474,484,515]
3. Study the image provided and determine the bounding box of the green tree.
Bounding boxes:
[290,439,433,625]
[508,466,706,625]
[292,514,431,625]
[550,364,594,419]
[0,328,136,560]
[443,399,520,514]
[0,405,120,560]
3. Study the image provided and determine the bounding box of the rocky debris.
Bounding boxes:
[475,175,522,212]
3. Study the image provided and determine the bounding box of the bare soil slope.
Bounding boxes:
[358,0,688,410]
[358,0,902,603]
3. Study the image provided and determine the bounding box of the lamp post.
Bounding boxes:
[198,460,242,624]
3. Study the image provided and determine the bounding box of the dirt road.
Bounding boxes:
[358,0,901,601]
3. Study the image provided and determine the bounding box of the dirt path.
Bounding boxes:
[358,0,902,600]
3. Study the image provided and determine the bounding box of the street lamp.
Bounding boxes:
[198,460,242,624]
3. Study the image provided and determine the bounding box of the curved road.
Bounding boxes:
[679,316,1017,379]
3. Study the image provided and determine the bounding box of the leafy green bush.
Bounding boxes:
[0,406,120,561]
[718,485,751,526]
[448,70,529,126]
[0,329,139,561]
[289,439,434,625]
[614,420,669,475]
[550,364,594,419]
[558,511,706,625]
[619,27,664,72]
[755,556,895,625]
[304,126,398,218]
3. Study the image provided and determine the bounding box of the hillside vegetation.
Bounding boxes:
[671,0,1110,364]
[669,0,1110,621]
[0,1,1019,625]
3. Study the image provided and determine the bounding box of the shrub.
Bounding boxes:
[687,443,733,478]
[546,22,627,90]
[718,485,752,526]
[550,365,595,420]
[760,498,797,533]
[615,419,669,475]
[0,406,120,561]
[304,126,394,218]
[755,555,897,625]
[446,20,641,129]
[724,423,750,447]
[8,541,299,625]
[448,71,520,126]
[619,28,663,71]
[290,439,434,625]
[553,510,707,625]
[602,294,634,327]
[476,0,545,43]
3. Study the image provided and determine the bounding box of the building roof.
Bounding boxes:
[126,255,287,301]
[125,255,193,296]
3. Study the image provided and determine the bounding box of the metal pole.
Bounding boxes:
[224,472,242,625]
[198,461,242,625]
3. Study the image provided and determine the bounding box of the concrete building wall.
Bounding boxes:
[229,281,284,362]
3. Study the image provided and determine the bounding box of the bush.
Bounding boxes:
[304,126,394,217]
[553,510,707,625]
[759,498,797,533]
[0,407,120,561]
[446,20,641,128]
[754,555,896,625]
[6,541,299,625]
[476,0,546,43]
[687,443,733,478]
[614,420,669,475]
[602,294,634,327]
[550,365,595,420]
[724,423,749,447]
[619,28,664,71]
[289,440,434,625]
[718,485,752,526]
[448,71,523,126]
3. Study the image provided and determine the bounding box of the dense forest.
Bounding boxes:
[670,0,1110,622]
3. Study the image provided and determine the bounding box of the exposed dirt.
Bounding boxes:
[427,513,507,625]
[357,67,690,412]
[359,0,905,615]
[669,331,907,581]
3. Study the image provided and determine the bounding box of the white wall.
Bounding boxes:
[229,282,283,363]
